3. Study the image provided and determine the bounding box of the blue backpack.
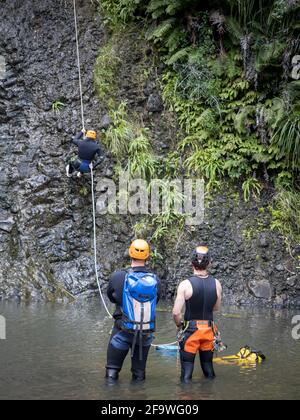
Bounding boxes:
[122,270,158,334]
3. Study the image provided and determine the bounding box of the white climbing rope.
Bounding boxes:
[151,341,178,348]
[91,167,113,318]
[72,0,180,339]
[73,0,112,318]
[73,0,85,132]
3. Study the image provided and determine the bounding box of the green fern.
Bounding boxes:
[97,0,300,243]
[94,37,121,103]
[226,16,244,45]
[166,47,191,65]
[127,131,159,179]
[242,177,262,202]
[146,18,177,42]
[272,114,300,169]
[165,0,185,16]
[255,41,286,72]
[102,102,133,159]
[270,187,300,242]
[165,27,187,52]
[146,0,169,16]
[52,101,65,113]
[234,106,255,134]
[185,149,225,181]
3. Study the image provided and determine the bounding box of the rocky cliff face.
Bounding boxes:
[0,0,107,300]
[0,0,299,307]
[161,193,300,308]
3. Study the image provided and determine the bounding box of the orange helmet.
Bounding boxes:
[86,130,97,140]
[129,239,150,261]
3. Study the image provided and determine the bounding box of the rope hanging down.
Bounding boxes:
[73,0,112,318]
[91,168,113,318]
[73,0,85,132]
[72,0,180,339]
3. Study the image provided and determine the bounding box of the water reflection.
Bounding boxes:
[0,300,299,400]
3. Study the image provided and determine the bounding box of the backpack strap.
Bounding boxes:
[139,302,145,361]
[130,302,145,362]
[131,329,139,359]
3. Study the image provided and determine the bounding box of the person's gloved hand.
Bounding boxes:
[176,322,185,343]
[93,157,104,170]
[82,129,86,136]
[89,163,94,170]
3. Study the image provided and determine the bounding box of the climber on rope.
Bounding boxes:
[66,129,104,178]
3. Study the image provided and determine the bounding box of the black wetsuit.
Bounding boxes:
[106,267,161,382]
[180,275,218,382]
[68,132,104,173]
[184,276,217,321]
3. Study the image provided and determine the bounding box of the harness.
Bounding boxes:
[76,159,91,173]
[177,320,227,353]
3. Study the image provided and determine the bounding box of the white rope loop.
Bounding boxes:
[73,0,85,132]
[91,168,113,318]
[151,341,178,348]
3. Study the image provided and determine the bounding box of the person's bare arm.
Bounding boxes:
[214,280,222,312]
[172,281,189,327]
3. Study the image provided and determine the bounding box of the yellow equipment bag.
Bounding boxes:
[214,345,266,365]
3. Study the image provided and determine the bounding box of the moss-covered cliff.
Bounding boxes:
[0,0,299,307]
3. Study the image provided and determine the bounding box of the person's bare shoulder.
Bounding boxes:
[179,279,190,288]
[215,279,222,293]
[177,279,192,300]
[179,279,192,292]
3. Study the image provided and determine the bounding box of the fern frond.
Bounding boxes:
[255,41,286,72]
[146,18,177,42]
[226,17,244,45]
[166,0,184,16]
[234,105,255,134]
[166,47,191,65]
[147,0,169,13]
[147,0,169,18]
[165,26,187,52]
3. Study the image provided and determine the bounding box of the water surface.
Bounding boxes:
[0,300,299,400]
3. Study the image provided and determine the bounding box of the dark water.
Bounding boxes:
[0,299,300,400]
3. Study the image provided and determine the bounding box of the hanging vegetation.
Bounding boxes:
[97,0,300,241]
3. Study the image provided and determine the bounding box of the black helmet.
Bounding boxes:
[191,246,212,270]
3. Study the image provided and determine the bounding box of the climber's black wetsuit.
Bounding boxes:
[106,267,161,382]
[68,132,104,174]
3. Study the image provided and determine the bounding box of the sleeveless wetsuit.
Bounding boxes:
[180,275,218,382]
[184,275,217,322]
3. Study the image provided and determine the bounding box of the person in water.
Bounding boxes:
[106,239,161,383]
[172,246,222,382]
[66,129,104,178]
